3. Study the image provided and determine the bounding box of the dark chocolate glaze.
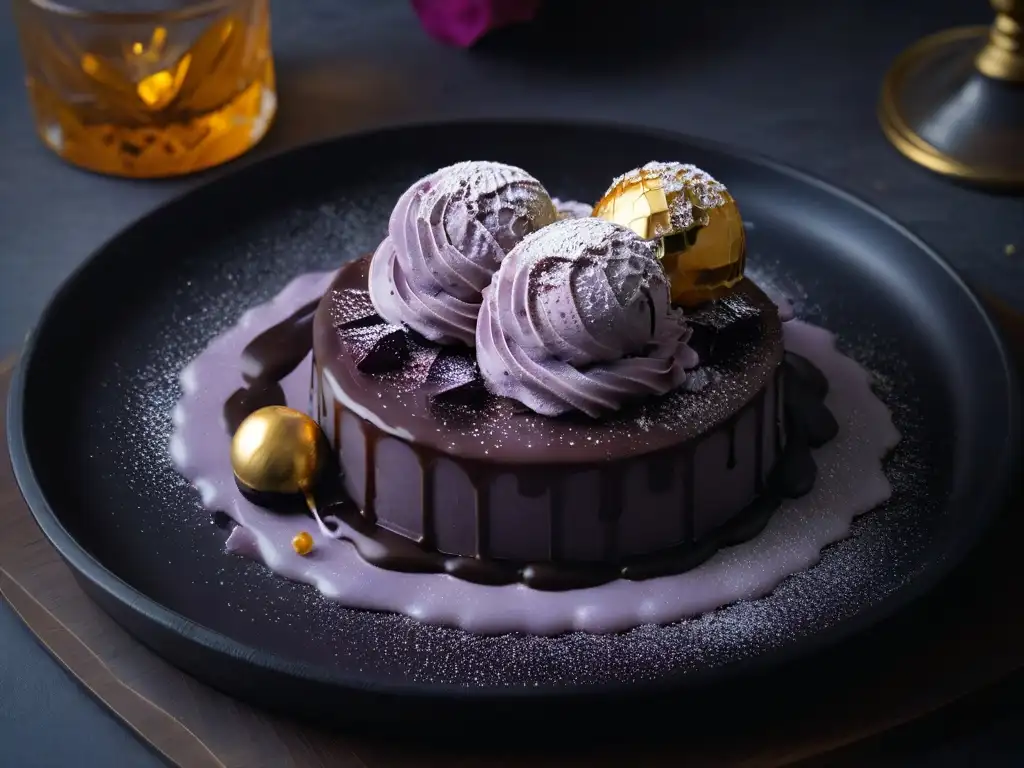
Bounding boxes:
[314,258,784,464]
[312,258,790,568]
[223,260,839,591]
[222,298,318,432]
[236,352,827,591]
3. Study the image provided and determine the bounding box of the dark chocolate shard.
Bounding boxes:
[686,323,714,360]
[692,292,762,329]
[329,288,382,330]
[424,349,479,393]
[681,367,719,393]
[687,292,765,363]
[424,350,490,407]
[402,345,442,388]
[346,324,409,373]
[431,377,488,406]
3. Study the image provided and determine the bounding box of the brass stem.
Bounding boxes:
[976,0,1024,81]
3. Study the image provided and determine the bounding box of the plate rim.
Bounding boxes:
[7,117,1021,702]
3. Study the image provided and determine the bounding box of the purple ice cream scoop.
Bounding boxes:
[368,161,557,346]
[476,217,698,417]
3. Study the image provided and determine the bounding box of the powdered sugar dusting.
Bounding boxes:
[430,160,557,255]
[476,217,695,416]
[605,161,730,235]
[170,272,900,635]
[641,161,728,210]
[509,216,659,275]
[553,197,594,220]
[367,161,556,345]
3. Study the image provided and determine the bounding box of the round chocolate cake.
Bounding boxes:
[165,155,900,634]
[303,160,837,590]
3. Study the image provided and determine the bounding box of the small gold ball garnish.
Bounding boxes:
[292,531,314,556]
[230,405,324,509]
[593,162,746,306]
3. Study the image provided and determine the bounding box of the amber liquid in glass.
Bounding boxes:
[18,3,275,178]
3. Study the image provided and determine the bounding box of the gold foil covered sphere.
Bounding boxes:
[230,406,324,496]
[592,162,746,306]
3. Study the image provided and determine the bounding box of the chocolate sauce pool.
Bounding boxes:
[170,271,900,635]
[224,273,836,590]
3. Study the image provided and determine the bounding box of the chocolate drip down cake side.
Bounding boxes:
[172,160,900,634]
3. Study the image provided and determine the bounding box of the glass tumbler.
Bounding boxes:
[12,0,276,178]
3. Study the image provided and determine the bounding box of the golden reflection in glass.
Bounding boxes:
[12,0,276,178]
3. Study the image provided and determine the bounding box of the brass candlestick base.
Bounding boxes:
[879,1,1024,188]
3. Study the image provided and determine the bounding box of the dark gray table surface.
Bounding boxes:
[1,0,1022,765]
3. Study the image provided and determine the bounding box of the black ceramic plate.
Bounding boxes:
[8,121,1019,724]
